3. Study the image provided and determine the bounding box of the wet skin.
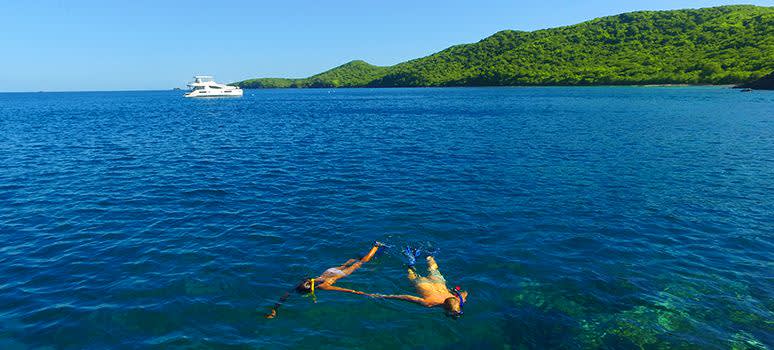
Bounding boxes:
[372,256,468,312]
[313,243,382,294]
[265,243,383,318]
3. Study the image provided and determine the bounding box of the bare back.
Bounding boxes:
[374,255,466,308]
[414,279,456,306]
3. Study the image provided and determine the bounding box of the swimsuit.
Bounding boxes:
[323,268,346,277]
[413,270,446,285]
[429,269,445,282]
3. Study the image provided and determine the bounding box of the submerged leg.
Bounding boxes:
[359,244,381,263]
[427,256,439,273]
[407,267,420,281]
[426,256,445,282]
[335,258,358,270]
[340,243,382,275]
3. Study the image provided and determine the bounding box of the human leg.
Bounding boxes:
[335,259,358,270]
[340,242,382,275]
[426,256,445,282]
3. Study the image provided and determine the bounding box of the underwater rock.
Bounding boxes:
[510,280,588,318]
[729,331,768,350]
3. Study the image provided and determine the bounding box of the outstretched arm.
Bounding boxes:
[370,293,428,306]
[265,291,291,319]
[318,284,369,295]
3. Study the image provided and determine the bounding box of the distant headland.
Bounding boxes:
[234,5,773,89]
[736,71,774,90]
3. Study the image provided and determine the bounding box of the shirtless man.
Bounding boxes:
[371,248,468,317]
[265,241,385,318]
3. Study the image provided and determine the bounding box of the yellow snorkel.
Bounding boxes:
[265,278,317,319]
[307,278,317,303]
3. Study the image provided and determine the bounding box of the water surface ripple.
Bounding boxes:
[0,87,772,349]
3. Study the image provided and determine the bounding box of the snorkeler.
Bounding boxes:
[264,241,386,318]
[371,248,468,317]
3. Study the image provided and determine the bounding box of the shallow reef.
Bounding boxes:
[508,278,771,349]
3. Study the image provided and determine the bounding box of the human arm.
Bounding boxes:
[264,291,291,319]
[318,284,369,295]
[370,293,428,306]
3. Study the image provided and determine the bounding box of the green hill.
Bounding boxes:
[237,60,388,88]
[235,5,774,88]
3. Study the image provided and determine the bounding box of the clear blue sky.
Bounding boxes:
[2,0,772,91]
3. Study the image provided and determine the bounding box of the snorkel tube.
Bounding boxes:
[306,278,317,303]
[452,285,465,315]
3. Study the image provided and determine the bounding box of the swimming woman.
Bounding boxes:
[370,248,468,317]
[264,241,385,318]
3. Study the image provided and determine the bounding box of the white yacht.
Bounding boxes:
[184,76,243,97]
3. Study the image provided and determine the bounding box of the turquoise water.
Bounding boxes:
[0,87,772,349]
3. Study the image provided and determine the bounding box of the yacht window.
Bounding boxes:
[193,86,205,90]
[209,85,223,89]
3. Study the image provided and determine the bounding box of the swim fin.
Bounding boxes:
[403,246,421,268]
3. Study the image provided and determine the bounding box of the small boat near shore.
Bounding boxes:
[184,76,243,98]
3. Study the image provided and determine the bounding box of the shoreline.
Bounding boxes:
[0,84,746,94]
[237,83,740,90]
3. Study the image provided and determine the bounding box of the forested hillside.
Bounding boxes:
[237,60,388,88]
[236,5,774,88]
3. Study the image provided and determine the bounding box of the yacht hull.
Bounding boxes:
[184,76,244,98]
[184,89,244,98]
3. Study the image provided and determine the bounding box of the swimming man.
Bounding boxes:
[371,248,468,317]
[265,241,385,318]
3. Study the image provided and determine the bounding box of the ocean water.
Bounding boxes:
[0,87,772,350]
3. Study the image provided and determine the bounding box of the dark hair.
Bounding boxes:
[295,278,313,294]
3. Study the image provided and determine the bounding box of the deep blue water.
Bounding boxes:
[0,87,772,349]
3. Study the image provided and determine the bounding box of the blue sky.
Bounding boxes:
[2,0,772,91]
